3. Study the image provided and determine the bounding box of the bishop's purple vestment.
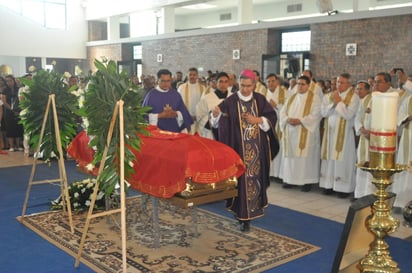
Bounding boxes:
[218,92,279,220]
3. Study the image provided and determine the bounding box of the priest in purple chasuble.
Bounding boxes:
[143,69,193,133]
[210,69,279,232]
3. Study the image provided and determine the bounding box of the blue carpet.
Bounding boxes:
[1,161,411,273]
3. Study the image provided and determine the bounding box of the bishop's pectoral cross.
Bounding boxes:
[163,104,172,111]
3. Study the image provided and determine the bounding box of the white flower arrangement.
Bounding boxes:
[63,71,71,79]
[71,88,84,98]
[51,178,106,212]
[86,163,95,172]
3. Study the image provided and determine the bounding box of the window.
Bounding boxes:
[133,45,142,60]
[281,30,311,52]
[0,0,66,30]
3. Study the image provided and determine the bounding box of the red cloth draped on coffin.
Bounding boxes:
[67,126,245,198]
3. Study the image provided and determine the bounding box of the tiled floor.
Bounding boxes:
[267,180,412,240]
[0,149,39,168]
[2,149,411,240]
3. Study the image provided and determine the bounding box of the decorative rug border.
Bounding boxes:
[17,198,320,273]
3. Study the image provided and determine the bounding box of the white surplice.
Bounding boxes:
[353,94,374,198]
[279,91,321,185]
[266,86,291,178]
[392,94,412,208]
[178,82,205,134]
[195,90,230,139]
[319,88,360,193]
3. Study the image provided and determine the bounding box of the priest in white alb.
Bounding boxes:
[319,73,360,198]
[279,75,322,192]
[196,72,231,140]
[392,93,412,209]
[178,67,206,134]
[265,73,290,181]
[353,80,374,199]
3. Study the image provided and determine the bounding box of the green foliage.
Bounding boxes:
[19,70,79,162]
[81,59,150,195]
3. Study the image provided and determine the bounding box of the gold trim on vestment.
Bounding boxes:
[275,87,287,140]
[275,122,282,140]
[183,82,205,111]
[359,94,372,163]
[184,83,190,110]
[321,88,355,160]
[308,82,315,94]
[321,119,329,160]
[335,88,355,158]
[278,87,286,105]
[183,83,205,133]
[237,99,262,218]
[284,91,314,157]
[204,86,212,95]
[256,82,267,96]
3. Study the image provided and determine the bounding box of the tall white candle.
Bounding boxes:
[370,92,399,131]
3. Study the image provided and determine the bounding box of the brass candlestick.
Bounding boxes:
[358,151,407,273]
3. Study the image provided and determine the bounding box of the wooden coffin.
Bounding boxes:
[170,177,238,208]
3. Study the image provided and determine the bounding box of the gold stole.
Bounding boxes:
[275,87,286,140]
[321,88,355,160]
[278,87,286,105]
[204,86,212,95]
[283,91,314,157]
[256,82,267,96]
[358,94,372,163]
[308,81,316,94]
[184,83,205,111]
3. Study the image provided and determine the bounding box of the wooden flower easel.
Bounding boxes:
[74,100,128,273]
[20,94,74,233]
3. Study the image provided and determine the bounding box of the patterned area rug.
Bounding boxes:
[17,196,320,273]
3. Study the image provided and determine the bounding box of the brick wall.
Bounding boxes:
[311,14,412,82]
[140,29,270,78]
[87,14,412,82]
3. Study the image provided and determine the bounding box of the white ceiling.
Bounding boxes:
[83,0,412,21]
[84,0,282,19]
[174,0,284,15]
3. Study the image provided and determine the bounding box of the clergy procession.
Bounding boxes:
[141,66,412,231]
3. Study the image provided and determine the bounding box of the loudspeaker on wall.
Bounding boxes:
[317,0,333,13]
